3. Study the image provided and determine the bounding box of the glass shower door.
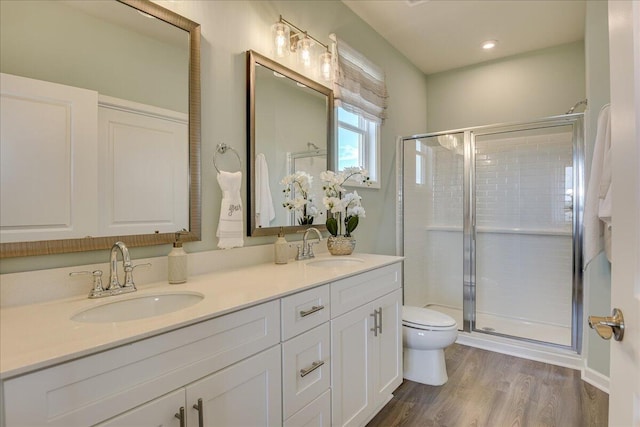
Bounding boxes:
[473,125,576,346]
[402,133,464,328]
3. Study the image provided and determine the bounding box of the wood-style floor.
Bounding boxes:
[368,344,609,427]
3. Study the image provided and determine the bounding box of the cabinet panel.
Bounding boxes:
[97,100,188,236]
[95,389,185,427]
[282,323,330,419]
[284,389,331,427]
[330,263,401,318]
[2,301,279,427]
[186,345,282,427]
[0,73,97,243]
[373,289,403,407]
[331,303,374,427]
[281,285,330,341]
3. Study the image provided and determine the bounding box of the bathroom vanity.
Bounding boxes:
[0,253,402,427]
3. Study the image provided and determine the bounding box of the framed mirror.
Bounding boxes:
[246,50,334,236]
[0,0,201,258]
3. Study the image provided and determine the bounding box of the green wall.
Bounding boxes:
[425,41,586,132]
[0,0,428,273]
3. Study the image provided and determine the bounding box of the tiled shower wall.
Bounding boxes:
[404,129,574,328]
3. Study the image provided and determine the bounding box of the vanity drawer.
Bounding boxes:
[284,389,331,427]
[2,300,280,427]
[281,284,330,340]
[282,323,331,420]
[331,263,402,318]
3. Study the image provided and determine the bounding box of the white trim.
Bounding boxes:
[582,364,610,394]
[98,94,188,124]
[456,331,583,370]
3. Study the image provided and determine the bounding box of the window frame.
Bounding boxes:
[335,107,381,189]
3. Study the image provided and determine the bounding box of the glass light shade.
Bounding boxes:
[272,22,290,57]
[319,51,332,81]
[296,37,315,69]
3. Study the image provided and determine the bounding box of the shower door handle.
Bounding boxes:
[588,308,624,341]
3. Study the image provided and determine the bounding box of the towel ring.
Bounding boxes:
[213,143,242,173]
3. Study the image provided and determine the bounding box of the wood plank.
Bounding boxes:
[367,344,609,427]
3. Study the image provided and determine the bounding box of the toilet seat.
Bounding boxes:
[402,306,457,330]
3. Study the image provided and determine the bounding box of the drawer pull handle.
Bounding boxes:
[300,360,325,377]
[175,407,185,427]
[300,305,325,317]
[193,398,204,427]
[371,310,379,336]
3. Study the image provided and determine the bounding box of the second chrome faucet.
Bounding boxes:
[296,227,323,261]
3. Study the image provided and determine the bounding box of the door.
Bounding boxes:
[373,289,402,406]
[331,302,374,427]
[185,345,282,427]
[607,1,640,426]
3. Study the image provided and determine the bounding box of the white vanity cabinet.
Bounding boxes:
[1,258,404,427]
[2,301,281,427]
[330,263,403,427]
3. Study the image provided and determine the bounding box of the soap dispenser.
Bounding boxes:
[274,227,289,264]
[168,231,187,284]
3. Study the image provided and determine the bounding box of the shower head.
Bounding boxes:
[566,99,588,114]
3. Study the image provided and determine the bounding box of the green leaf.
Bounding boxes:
[345,215,359,235]
[326,217,338,236]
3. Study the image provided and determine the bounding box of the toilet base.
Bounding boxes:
[403,348,448,386]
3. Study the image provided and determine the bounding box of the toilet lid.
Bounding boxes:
[402,306,457,328]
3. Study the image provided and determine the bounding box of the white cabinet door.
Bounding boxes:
[0,73,97,243]
[331,288,403,427]
[372,289,402,407]
[95,389,185,427]
[97,98,188,236]
[331,302,374,427]
[185,345,282,427]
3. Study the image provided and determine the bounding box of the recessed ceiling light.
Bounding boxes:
[482,40,498,50]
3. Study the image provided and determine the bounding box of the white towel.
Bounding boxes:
[216,171,244,249]
[583,104,611,267]
[255,153,275,228]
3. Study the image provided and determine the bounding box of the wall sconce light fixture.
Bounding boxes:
[271,15,332,81]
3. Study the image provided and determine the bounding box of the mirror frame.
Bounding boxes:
[246,50,334,237]
[0,0,201,258]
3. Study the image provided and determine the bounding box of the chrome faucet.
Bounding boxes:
[297,227,323,260]
[70,241,150,298]
[109,241,133,291]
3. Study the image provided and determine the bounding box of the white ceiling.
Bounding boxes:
[341,0,586,75]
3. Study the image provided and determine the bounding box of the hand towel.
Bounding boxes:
[216,171,244,249]
[255,153,275,228]
[583,104,611,267]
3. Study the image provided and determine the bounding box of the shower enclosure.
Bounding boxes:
[398,114,584,352]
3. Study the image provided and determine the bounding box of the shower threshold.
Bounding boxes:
[426,304,572,347]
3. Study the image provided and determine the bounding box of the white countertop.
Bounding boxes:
[0,253,402,379]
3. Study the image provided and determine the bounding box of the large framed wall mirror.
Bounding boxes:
[0,0,201,258]
[246,50,334,236]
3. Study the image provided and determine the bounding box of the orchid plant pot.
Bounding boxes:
[327,235,356,256]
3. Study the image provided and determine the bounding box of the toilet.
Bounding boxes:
[402,306,458,386]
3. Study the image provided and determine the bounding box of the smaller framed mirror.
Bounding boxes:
[246,50,334,236]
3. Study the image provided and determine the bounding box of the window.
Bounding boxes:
[336,107,380,187]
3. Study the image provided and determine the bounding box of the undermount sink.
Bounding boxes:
[71,292,204,323]
[306,257,364,268]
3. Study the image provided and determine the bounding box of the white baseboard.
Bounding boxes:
[582,365,610,394]
[456,332,583,370]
